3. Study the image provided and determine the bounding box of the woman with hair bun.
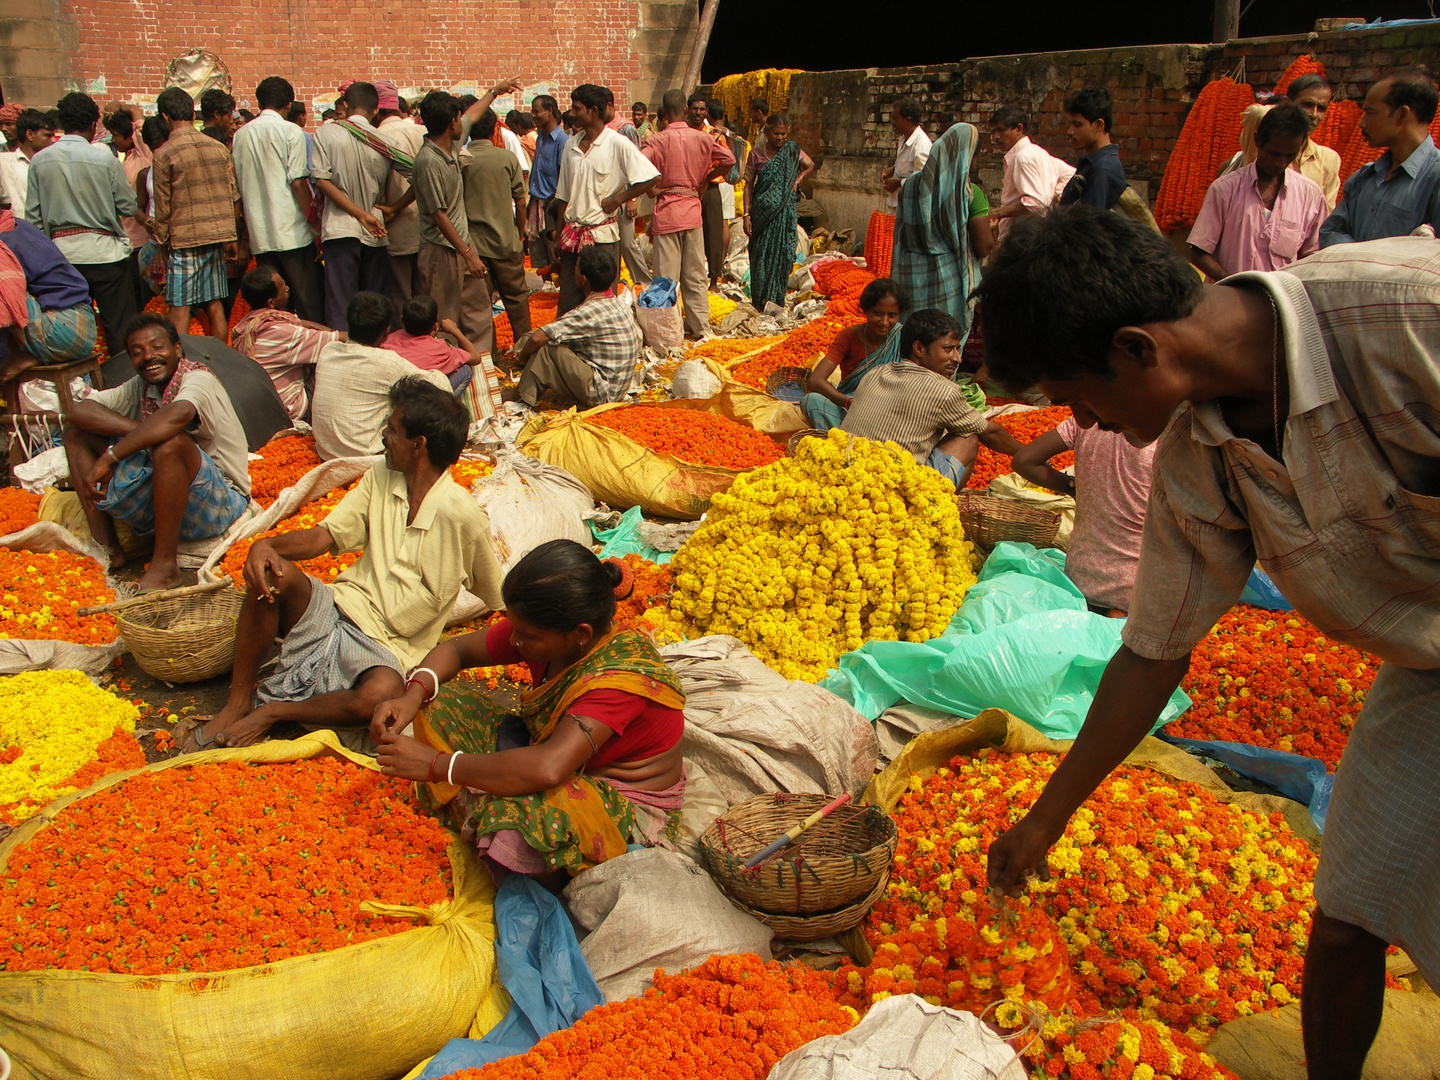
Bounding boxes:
[372,539,687,879]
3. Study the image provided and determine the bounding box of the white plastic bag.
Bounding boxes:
[635,304,683,351]
[12,446,70,493]
[669,360,722,401]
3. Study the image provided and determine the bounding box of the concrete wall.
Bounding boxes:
[0,0,75,108]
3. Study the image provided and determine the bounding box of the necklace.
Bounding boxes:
[1267,291,1282,458]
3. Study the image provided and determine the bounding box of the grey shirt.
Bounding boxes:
[311,116,402,248]
[412,138,469,251]
[1319,136,1440,246]
[26,134,136,243]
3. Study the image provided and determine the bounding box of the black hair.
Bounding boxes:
[900,309,962,359]
[321,109,337,121]
[401,295,439,336]
[240,267,281,308]
[123,312,180,349]
[990,105,1028,131]
[661,88,687,117]
[473,107,498,140]
[687,90,708,107]
[859,277,907,312]
[56,92,100,134]
[502,539,627,632]
[1381,68,1439,124]
[347,290,395,346]
[103,109,134,139]
[1063,86,1113,133]
[972,205,1202,391]
[344,81,379,114]
[237,108,255,122]
[285,100,307,123]
[16,109,51,142]
[505,108,523,126]
[1286,73,1329,101]
[532,94,558,118]
[141,115,169,151]
[571,83,608,115]
[707,99,726,122]
[631,100,647,111]
[457,94,479,112]
[200,88,235,122]
[577,246,617,291]
[764,112,788,130]
[750,97,769,115]
[1256,102,1312,147]
[44,109,61,132]
[892,98,922,124]
[387,375,469,468]
[419,91,460,137]
[156,87,195,123]
[256,76,295,113]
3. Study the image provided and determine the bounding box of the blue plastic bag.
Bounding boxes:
[1239,567,1292,611]
[1158,733,1333,832]
[417,875,604,1078]
[589,505,673,564]
[820,543,1191,740]
[637,276,679,308]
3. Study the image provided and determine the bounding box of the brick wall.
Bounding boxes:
[779,21,1440,239]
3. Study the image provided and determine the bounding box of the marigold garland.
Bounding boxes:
[1272,55,1326,97]
[493,293,561,351]
[1155,78,1256,232]
[0,549,116,644]
[0,487,41,536]
[864,211,895,277]
[589,405,785,469]
[1165,604,1377,769]
[436,953,854,1080]
[0,757,453,974]
[714,69,806,142]
[248,434,322,508]
[967,406,1075,490]
[0,671,142,825]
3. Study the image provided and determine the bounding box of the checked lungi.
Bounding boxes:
[96,447,248,540]
[165,243,229,307]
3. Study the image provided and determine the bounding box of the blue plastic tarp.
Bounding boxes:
[819,543,1191,740]
[589,505,674,564]
[417,875,604,1079]
[1158,733,1333,832]
[1240,567,1291,611]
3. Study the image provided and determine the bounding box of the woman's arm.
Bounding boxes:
[1010,428,1074,496]
[370,630,499,737]
[793,153,816,193]
[969,212,995,260]
[804,349,850,408]
[978,421,1025,457]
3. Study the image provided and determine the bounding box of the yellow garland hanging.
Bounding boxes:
[713,68,806,143]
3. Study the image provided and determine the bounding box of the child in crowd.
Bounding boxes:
[384,295,483,393]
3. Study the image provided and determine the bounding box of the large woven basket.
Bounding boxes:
[765,365,811,403]
[785,428,826,457]
[728,871,890,941]
[699,793,897,915]
[956,489,1061,549]
[116,586,245,683]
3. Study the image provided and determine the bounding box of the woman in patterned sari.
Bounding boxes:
[372,540,687,879]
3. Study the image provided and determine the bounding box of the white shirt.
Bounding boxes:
[311,340,452,460]
[998,136,1076,240]
[887,126,932,211]
[500,125,531,175]
[554,126,659,244]
[231,109,314,254]
[0,152,34,223]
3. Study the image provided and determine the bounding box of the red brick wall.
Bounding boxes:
[62,0,644,110]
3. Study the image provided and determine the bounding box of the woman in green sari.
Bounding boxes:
[744,114,815,309]
[372,540,687,878]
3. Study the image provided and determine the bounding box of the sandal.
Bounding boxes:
[175,717,221,754]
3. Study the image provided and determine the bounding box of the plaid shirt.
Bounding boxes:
[1123,237,1440,670]
[151,125,238,249]
[543,293,641,403]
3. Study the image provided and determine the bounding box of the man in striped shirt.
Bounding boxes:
[232,268,343,421]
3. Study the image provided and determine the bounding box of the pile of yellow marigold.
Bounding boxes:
[663,430,976,681]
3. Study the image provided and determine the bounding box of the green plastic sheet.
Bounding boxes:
[589,506,673,564]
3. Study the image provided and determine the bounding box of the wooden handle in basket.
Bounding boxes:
[78,575,231,617]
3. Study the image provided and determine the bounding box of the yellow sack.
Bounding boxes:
[705,357,808,436]
[0,731,508,1080]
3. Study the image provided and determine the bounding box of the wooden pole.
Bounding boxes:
[681,0,722,96]
[1212,0,1241,42]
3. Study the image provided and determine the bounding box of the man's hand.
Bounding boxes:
[882,176,901,194]
[490,77,524,98]
[376,203,399,224]
[243,539,287,602]
[881,166,895,182]
[438,317,461,338]
[370,688,424,742]
[223,240,239,261]
[600,193,623,216]
[376,731,445,782]
[464,252,485,279]
[987,813,1063,898]
[358,211,387,239]
[84,454,113,498]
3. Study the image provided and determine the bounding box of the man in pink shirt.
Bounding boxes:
[233,268,344,421]
[641,90,734,338]
[987,106,1075,242]
[1010,414,1156,616]
[384,294,483,391]
[1188,103,1327,280]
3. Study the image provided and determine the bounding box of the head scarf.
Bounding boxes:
[375,80,400,112]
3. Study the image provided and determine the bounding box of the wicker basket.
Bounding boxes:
[698,793,897,915]
[956,490,1061,549]
[785,428,826,457]
[116,586,246,683]
[765,365,811,403]
[727,870,890,941]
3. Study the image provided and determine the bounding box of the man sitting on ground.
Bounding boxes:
[384,294,483,392]
[311,290,451,459]
[840,309,1024,488]
[231,267,344,421]
[183,375,503,752]
[502,247,639,409]
[0,202,97,374]
[63,313,252,590]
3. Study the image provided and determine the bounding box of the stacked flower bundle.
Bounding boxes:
[589,406,785,470]
[1154,79,1257,231]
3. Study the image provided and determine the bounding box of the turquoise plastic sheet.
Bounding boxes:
[589,506,673,564]
[819,543,1192,740]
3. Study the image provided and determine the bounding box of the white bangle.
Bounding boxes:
[447,751,463,786]
[411,666,441,703]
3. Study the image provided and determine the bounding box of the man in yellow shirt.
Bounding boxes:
[1219,74,1342,210]
[182,376,503,753]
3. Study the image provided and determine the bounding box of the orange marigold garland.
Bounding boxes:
[0,549,116,644]
[0,487,42,535]
[1272,55,1326,96]
[864,211,895,277]
[967,406,1075,490]
[589,405,785,469]
[1155,78,1256,231]
[436,954,857,1080]
[0,757,453,975]
[684,334,785,365]
[248,434,322,508]
[1165,603,1377,769]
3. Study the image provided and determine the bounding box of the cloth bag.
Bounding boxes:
[634,275,683,350]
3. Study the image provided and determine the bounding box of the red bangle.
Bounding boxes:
[427,751,442,783]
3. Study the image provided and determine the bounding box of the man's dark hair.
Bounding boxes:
[631,100,647,112]
[44,110,61,131]
[990,105,1028,131]
[343,81,379,114]
[123,312,181,349]
[140,115,169,151]
[571,84,608,115]
[687,91,708,107]
[601,86,616,106]
[103,109,134,139]
[1064,86,1112,133]
[200,88,235,122]
[402,295,439,336]
[256,76,295,112]
[1381,67,1439,124]
[750,97,769,115]
[973,206,1202,391]
[707,99,726,123]
[285,101,306,124]
[419,91,461,137]
[661,88,687,117]
[1286,73,1329,101]
[156,87,195,123]
[859,277,908,312]
[55,92,100,134]
[388,375,469,467]
[457,94,479,112]
[502,539,625,632]
[900,309,962,360]
[240,267,281,308]
[577,246,617,292]
[532,94,558,119]
[347,291,396,346]
[16,109,51,143]
[893,98,922,124]
[321,109,337,121]
[237,108,255,122]
[1256,102,1312,147]
[473,107,499,140]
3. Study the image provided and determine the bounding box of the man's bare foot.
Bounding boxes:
[106,545,128,570]
[135,564,184,592]
[213,704,280,748]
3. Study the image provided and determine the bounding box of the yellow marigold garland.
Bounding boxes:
[713,68,806,142]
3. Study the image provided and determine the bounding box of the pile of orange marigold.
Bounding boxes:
[589,406,785,469]
[494,293,561,351]
[219,483,361,587]
[0,549,116,644]
[0,757,453,975]
[728,262,875,390]
[1166,603,1378,769]
[248,434,322,508]
[966,406,1074,490]
[0,487,42,536]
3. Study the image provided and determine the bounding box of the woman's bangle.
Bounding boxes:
[447,751,463,786]
[406,666,441,703]
[427,751,443,783]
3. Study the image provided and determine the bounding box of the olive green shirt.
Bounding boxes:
[462,140,525,260]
